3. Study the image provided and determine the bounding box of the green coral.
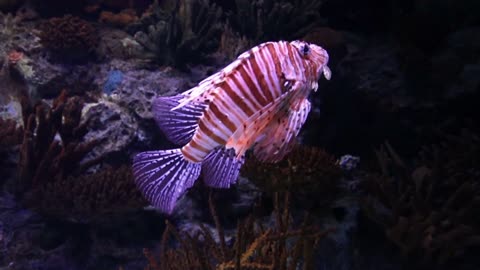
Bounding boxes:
[130,0,223,68]
[227,0,324,43]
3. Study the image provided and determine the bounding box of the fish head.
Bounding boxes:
[290,40,331,82]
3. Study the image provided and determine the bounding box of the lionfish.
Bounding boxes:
[133,40,331,213]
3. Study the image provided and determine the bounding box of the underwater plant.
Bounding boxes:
[128,0,223,68]
[144,192,332,270]
[242,144,343,209]
[361,131,480,269]
[38,14,99,62]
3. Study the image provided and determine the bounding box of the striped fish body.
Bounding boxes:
[133,40,331,213]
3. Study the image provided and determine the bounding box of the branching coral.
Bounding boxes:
[16,91,95,193]
[35,165,147,222]
[144,192,332,270]
[0,117,23,149]
[38,14,99,62]
[0,117,23,178]
[15,92,98,206]
[241,144,343,209]
[226,0,323,44]
[361,131,480,269]
[13,91,147,221]
[129,0,223,68]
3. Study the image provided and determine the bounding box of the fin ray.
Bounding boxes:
[202,147,244,188]
[153,95,206,145]
[254,99,311,162]
[133,149,201,213]
[226,80,306,157]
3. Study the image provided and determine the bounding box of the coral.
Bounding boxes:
[96,59,194,120]
[241,144,343,209]
[102,70,123,95]
[15,91,100,203]
[226,0,323,44]
[218,24,252,61]
[80,100,138,162]
[33,165,147,222]
[7,49,23,65]
[361,131,480,269]
[0,117,23,149]
[0,116,23,179]
[38,15,99,62]
[10,91,146,222]
[99,9,138,27]
[144,192,332,269]
[0,12,40,60]
[129,0,223,68]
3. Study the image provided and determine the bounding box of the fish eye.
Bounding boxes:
[302,44,310,56]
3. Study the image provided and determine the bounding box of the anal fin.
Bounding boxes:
[202,147,244,188]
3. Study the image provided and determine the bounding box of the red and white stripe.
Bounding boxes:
[181,41,327,162]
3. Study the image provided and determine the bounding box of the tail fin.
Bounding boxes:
[133,149,201,214]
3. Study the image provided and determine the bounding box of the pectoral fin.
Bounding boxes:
[254,98,311,162]
[226,90,291,158]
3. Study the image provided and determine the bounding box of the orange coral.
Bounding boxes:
[99,9,138,27]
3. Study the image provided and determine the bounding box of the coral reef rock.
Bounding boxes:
[0,95,23,127]
[0,12,41,56]
[95,59,194,120]
[81,100,138,162]
[95,27,149,60]
[9,53,94,98]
